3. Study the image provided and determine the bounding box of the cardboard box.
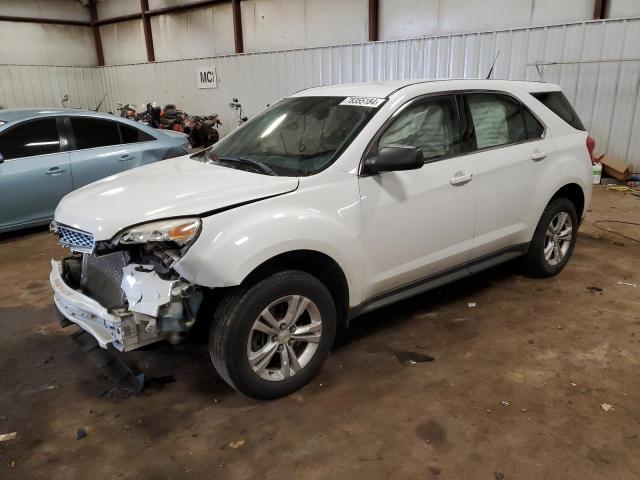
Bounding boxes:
[600,155,633,181]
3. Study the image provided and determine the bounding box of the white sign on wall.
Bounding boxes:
[197,67,217,89]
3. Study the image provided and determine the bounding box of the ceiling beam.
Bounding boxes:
[88,2,105,66]
[0,15,90,27]
[95,13,143,27]
[140,0,155,62]
[232,0,244,54]
[593,0,607,19]
[146,0,230,17]
[368,0,379,42]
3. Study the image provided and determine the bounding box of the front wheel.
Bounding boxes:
[210,271,336,399]
[522,197,579,277]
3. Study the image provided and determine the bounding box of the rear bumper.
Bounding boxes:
[50,259,125,349]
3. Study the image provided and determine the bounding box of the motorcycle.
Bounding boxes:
[116,102,137,119]
[229,98,248,126]
[183,114,221,148]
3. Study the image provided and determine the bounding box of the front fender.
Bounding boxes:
[174,175,364,306]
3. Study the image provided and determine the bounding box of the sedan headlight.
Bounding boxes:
[116,218,201,246]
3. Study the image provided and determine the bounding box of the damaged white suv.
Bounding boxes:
[51,79,592,399]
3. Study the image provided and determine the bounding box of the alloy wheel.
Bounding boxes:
[246,295,322,381]
[544,211,573,266]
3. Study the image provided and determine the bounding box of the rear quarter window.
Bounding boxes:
[531,91,585,131]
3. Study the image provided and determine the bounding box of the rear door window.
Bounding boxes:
[70,117,121,150]
[467,93,526,150]
[523,108,545,140]
[120,124,154,143]
[0,118,60,160]
[531,91,586,131]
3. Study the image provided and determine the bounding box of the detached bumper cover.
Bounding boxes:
[50,259,122,349]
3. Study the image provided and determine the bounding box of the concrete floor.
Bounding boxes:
[0,186,639,480]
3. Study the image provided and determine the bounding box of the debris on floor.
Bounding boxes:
[586,285,603,292]
[0,432,17,442]
[617,281,637,288]
[500,401,510,407]
[495,471,505,480]
[468,302,477,308]
[601,403,614,412]
[229,440,245,449]
[76,428,87,440]
[395,351,435,365]
[520,408,528,413]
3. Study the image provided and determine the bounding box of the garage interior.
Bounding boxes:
[1,1,639,479]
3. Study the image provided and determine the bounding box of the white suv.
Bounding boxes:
[50,79,592,399]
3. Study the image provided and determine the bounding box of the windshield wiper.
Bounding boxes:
[216,156,277,176]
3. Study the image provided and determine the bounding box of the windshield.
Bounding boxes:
[194,96,381,176]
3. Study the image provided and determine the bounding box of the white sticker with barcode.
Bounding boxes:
[340,96,385,107]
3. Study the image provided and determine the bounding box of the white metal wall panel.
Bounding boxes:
[607,0,640,18]
[379,0,594,40]
[100,19,147,66]
[0,22,96,66]
[0,65,102,110]
[151,4,235,61]
[0,0,90,22]
[1,18,638,169]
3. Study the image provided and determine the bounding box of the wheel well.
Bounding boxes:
[552,183,585,219]
[242,250,350,327]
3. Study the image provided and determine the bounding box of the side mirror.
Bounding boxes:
[364,144,424,174]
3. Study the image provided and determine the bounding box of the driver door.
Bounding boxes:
[358,94,477,300]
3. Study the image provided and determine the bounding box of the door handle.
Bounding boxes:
[450,171,473,186]
[531,150,547,161]
[45,167,66,175]
[119,154,133,162]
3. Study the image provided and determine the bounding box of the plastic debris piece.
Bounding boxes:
[617,281,637,288]
[468,302,476,308]
[229,440,245,449]
[520,408,528,413]
[500,401,510,407]
[601,403,614,412]
[76,428,87,440]
[0,432,17,442]
[570,382,577,387]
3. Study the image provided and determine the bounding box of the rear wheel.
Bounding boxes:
[210,270,336,399]
[522,197,578,277]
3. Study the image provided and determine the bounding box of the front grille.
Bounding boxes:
[55,225,95,253]
[81,252,129,309]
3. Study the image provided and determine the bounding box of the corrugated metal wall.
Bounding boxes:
[99,18,640,168]
[0,65,103,110]
[1,18,638,168]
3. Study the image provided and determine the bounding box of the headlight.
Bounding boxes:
[116,218,201,246]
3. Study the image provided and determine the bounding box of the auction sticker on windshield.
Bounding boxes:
[340,97,385,107]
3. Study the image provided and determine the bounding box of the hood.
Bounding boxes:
[55,156,299,240]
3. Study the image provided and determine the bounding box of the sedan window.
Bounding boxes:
[70,117,121,150]
[120,124,154,143]
[378,95,462,161]
[0,118,60,160]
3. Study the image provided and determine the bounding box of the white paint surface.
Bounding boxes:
[607,0,640,18]
[0,21,96,66]
[100,20,148,65]
[151,4,235,61]
[0,0,89,22]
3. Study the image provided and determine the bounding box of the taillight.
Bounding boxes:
[586,135,596,162]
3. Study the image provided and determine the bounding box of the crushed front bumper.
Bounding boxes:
[50,258,201,351]
[50,259,126,349]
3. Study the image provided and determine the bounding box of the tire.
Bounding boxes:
[210,270,336,399]
[522,197,579,277]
